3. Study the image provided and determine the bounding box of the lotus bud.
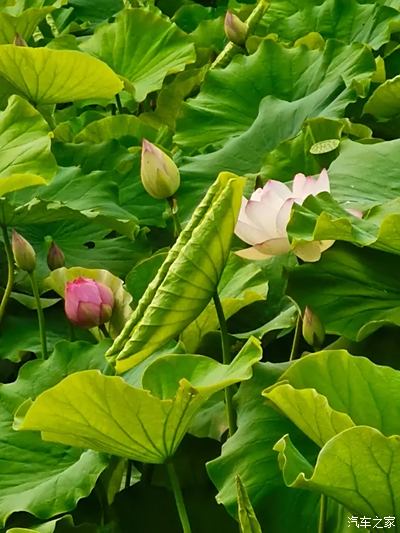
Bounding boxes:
[302,306,325,349]
[224,11,248,46]
[47,241,65,271]
[140,139,180,200]
[65,277,114,329]
[11,230,36,273]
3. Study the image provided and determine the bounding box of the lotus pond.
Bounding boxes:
[1,0,400,532]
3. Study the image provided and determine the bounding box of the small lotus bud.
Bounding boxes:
[302,306,325,349]
[224,11,248,46]
[140,139,180,200]
[11,230,36,273]
[47,241,65,271]
[65,277,114,329]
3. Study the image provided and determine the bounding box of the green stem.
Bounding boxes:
[166,461,191,533]
[213,292,236,436]
[167,196,182,239]
[211,0,270,69]
[289,313,302,362]
[0,226,14,326]
[318,494,327,533]
[125,460,132,489]
[29,271,48,359]
[115,93,123,114]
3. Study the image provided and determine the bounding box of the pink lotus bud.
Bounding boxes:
[224,11,248,46]
[302,306,325,349]
[65,277,114,329]
[13,33,27,46]
[141,139,180,200]
[47,241,65,271]
[11,230,36,273]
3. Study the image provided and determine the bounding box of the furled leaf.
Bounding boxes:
[181,254,267,353]
[17,338,262,464]
[0,45,123,105]
[80,8,196,102]
[288,243,400,340]
[274,427,400,518]
[106,171,245,373]
[236,476,262,533]
[0,341,109,527]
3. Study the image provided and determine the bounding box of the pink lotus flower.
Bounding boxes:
[235,169,335,262]
[65,277,114,329]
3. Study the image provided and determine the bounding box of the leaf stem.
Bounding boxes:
[211,0,270,69]
[213,292,236,436]
[115,93,123,114]
[166,461,192,533]
[289,313,302,362]
[167,196,182,239]
[125,459,132,489]
[29,271,48,359]
[318,494,327,533]
[0,226,14,326]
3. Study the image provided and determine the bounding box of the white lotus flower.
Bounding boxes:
[234,169,335,262]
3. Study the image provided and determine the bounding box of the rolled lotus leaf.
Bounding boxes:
[106,171,245,372]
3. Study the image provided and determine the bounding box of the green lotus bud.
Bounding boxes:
[11,229,36,273]
[140,139,180,200]
[302,306,325,349]
[47,241,65,271]
[224,11,248,46]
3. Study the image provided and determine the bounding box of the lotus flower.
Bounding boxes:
[65,277,114,329]
[235,169,335,262]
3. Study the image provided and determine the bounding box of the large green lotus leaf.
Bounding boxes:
[50,143,166,228]
[106,171,245,373]
[265,349,400,439]
[175,40,374,218]
[274,427,400,518]
[141,66,207,131]
[68,0,123,22]
[329,139,400,209]
[21,166,140,238]
[264,384,355,447]
[0,95,56,195]
[6,514,74,533]
[45,266,133,338]
[261,117,372,182]
[175,39,374,152]
[74,114,159,144]
[181,254,267,353]
[80,8,196,102]
[287,192,400,257]
[363,75,400,119]
[10,217,148,280]
[265,0,400,49]
[288,243,400,341]
[0,45,123,105]
[18,338,261,464]
[0,6,53,44]
[207,362,321,533]
[0,340,110,527]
